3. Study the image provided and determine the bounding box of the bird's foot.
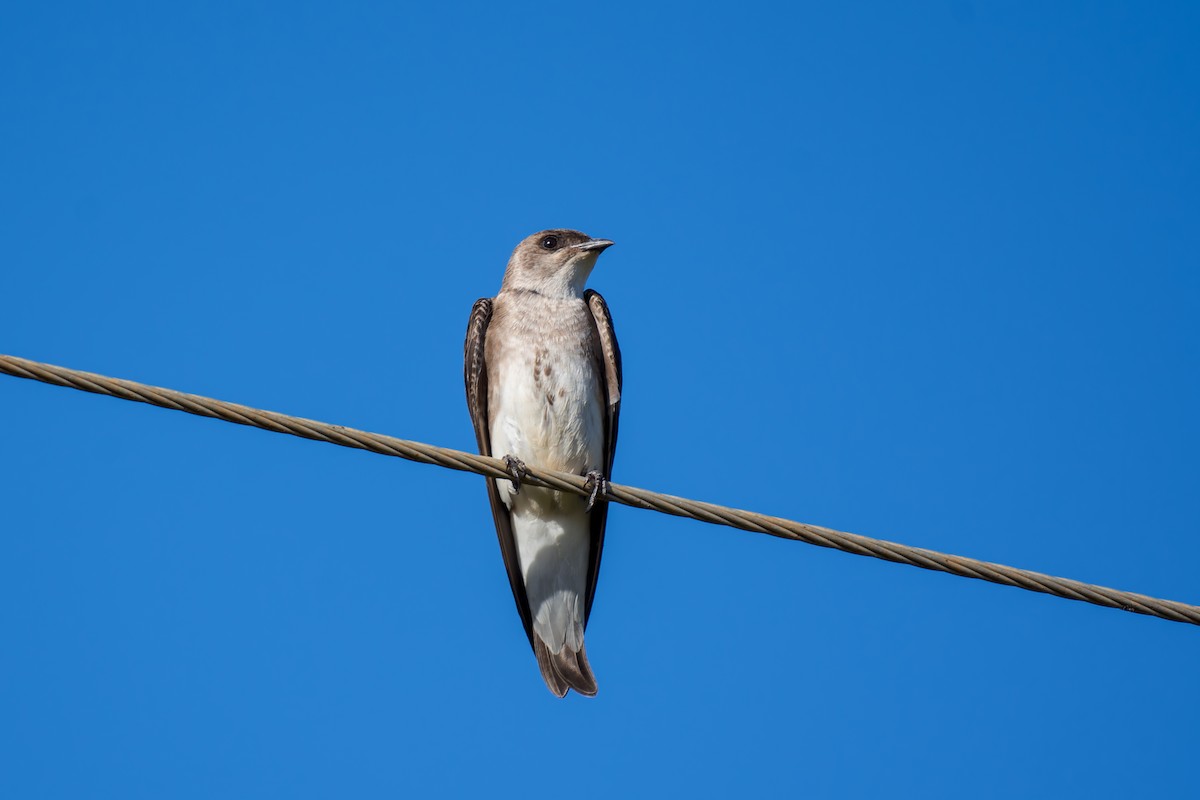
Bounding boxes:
[503,455,528,494]
[584,470,610,512]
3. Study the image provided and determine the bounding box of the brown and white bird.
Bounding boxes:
[464,229,621,697]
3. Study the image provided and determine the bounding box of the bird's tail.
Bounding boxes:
[533,637,598,698]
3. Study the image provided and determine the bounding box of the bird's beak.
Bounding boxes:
[573,238,614,253]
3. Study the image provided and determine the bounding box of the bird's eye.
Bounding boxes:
[540,235,560,250]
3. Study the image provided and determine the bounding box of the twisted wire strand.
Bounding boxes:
[2,352,1197,627]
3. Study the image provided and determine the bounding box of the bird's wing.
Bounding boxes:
[464,297,534,643]
[583,289,623,623]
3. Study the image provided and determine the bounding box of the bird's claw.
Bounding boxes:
[503,455,528,494]
[584,470,609,512]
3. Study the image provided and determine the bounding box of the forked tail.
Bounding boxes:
[533,637,598,698]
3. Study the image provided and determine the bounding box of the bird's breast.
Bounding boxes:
[488,314,604,479]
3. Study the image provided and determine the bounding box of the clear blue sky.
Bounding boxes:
[2,2,1198,797]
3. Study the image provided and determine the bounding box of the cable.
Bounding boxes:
[2,352,1197,627]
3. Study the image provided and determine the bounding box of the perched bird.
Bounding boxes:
[464,229,622,697]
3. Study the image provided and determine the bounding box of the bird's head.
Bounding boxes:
[501,229,614,298]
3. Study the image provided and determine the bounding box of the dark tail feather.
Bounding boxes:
[533,637,598,698]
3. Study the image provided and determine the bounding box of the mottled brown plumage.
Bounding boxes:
[464,230,621,697]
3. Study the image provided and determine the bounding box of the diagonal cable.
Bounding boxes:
[2,352,1197,627]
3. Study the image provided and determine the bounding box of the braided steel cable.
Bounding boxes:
[3,352,1198,627]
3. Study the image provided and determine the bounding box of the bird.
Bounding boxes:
[464,229,622,697]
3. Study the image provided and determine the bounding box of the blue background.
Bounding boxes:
[2,2,1198,797]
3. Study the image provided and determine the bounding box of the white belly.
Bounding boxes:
[489,346,604,483]
[487,338,605,653]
